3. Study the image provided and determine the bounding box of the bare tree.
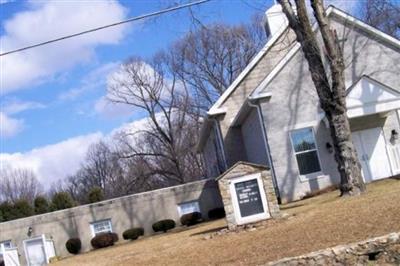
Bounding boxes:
[169,17,266,111]
[278,0,365,196]
[0,167,43,203]
[107,56,204,185]
[83,141,124,196]
[360,0,400,39]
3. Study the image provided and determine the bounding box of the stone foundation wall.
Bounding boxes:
[267,232,400,265]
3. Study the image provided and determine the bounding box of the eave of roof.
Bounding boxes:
[208,5,400,115]
[207,19,289,116]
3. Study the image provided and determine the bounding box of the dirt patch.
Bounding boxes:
[53,179,400,266]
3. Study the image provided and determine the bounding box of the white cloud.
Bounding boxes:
[58,62,120,101]
[0,98,46,138]
[0,112,24,138]
[0,0,128,93]
[94,96,134,119]
[0,0,14,4]
[0,132,103,187]
[2,98,46,115]
[94,61,168,119]
[0,116,153,188]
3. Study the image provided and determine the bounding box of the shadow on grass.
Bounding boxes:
[190,225,228,237]
[280,203,304,210]
[390,175,400,180]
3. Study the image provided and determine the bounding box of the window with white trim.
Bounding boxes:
[0,240,12,254]
[90,219,112,237]
[177,201,200,216]
[290,127,321,175]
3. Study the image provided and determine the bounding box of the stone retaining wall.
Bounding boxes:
[267,232,400,265]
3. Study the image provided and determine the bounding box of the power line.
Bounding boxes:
[0,0,211,57]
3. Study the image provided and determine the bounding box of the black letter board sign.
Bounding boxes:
[234,179,264,217]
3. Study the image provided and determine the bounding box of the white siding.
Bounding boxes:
[258,17,400,202]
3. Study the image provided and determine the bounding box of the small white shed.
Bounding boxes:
[0,243,20,266]
[23,235,56,266]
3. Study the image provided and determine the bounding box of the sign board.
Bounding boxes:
[234,179,264,217]
[229,173,270,225]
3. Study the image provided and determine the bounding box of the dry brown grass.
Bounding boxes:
[53,179,400,266]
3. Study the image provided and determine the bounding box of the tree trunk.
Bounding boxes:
[278,0,366,196]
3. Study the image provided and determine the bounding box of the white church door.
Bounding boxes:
[352,127,392,182]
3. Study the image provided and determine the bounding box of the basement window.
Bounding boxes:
[290,127,322,176]
[177,201,200,216]
[0,240,12,254]
[90,219,113,237]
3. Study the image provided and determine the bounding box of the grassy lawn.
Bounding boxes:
[54,178,400,266]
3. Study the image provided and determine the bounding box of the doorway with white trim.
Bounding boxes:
[352,127,393,182]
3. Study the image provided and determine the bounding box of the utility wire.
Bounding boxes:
[0,0,210,57]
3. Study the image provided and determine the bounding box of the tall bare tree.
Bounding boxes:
[360,0,400,39]
[0,167,43,203]
[278,0,366,196]
[170,17,266,111]
[107,56,204,185]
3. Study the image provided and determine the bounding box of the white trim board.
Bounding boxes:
[208,5,400,116]
[249,6,400,100]
[207,20,289,116]
[229,173,270,225]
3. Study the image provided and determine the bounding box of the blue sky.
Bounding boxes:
[0,0,277,186]
[0,0,359,187]
[1,0,273,154]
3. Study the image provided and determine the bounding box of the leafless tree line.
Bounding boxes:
[57,1,400,202]
[56,17,267,203]
[2,1,397,206]
[0,167,43,203]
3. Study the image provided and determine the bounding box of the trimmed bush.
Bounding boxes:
[111,232,119,242]
[122,228,144,240]
[180,212,202,226]
[65,238,81,254]
[90,232,116,249]
[208,207,226,220]
[152,219,176,233]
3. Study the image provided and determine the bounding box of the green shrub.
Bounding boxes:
[0,201,14,222]
[152,219,176,233]
[34,196,49,214]
[90,232,116,249]
[65,238,81,254]
[208,207,226,220]
[13,199,34,219]
[122,228,144,240]
[88,187,104,203]
[180,212,202,226]
[51,192,75,211]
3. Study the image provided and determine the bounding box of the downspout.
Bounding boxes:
[247,99,281,203]
[397,109,400,128]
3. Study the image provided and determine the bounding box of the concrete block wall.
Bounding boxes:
[0,179,223,264]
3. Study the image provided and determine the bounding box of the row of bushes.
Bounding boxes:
[65,207,226,254]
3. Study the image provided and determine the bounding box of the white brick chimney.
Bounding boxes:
[264,4,288,39]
